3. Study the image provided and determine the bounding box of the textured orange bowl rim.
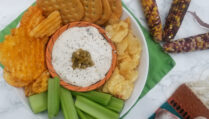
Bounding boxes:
[46,21,117,92]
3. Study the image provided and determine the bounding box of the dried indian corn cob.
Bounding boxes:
[141,0,163,42]
[163,0,191,42]
[163,33,209,53]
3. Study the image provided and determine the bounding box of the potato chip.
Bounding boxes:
[119,57,136,74]
[31,71,49,94]
[124,70,139,83]
[117,51,130,62]
[105,21,129,43]
[30,11,62,38]
[116,35,128,55]
[0,6,49,87]
[96,0,112,25]
[112,80,134,100]
[81,0,103,22]
[124,17,131,28]
[24,83,33,97]
[106,70,125,93]
[20,6,45,33]
[3,69,30,87]
[103,66,134,100]
[101,67,119,92]
[24,70,50,96]
[37,0,84,24]
[127,31,142,55]
[131,53,141,67]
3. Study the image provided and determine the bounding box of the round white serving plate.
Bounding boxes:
[12,7,149,119]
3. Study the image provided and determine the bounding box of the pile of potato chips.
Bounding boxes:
[37,0,122,25]
[102,19,142,100]
[0,6,62,96]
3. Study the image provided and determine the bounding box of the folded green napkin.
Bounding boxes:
[0,3,175,118]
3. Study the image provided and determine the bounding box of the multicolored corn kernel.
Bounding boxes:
[163,33,209,53]
[141,0,163,42]
[163,0,191,42]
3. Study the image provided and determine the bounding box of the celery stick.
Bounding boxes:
[72,91,112,105]
[28,92,47,114]
[48,77,60,119]
[105,97,124,113]
[75,96,119,119]
[76,108,88,119]
[60,87,78,119]
[77,108,95,119]
[85,113,95,119]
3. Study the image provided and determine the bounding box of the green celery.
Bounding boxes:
[75,96,119,119]
[60,87,78,119]
[28,92,47,114]
[72,91,112,105]
[105,97,124,113]
[48,77,60,119]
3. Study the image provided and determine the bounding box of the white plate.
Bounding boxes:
[12,7,149,118]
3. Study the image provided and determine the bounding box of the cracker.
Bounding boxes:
[96,0,112,25]
[81,0,103,22]
[37,0,84,24]
[107,0,122,24]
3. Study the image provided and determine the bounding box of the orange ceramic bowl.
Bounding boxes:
[46,22,117,92]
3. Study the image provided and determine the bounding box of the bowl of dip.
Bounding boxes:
[46,22,117,92]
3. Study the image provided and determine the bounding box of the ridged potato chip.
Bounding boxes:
[24,70,50,96]
[30,11,62,38]
[3,69,30,87]
[0,6,49,87]
[20,6,45,33]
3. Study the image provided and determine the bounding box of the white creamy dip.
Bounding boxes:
[52,26,112,87]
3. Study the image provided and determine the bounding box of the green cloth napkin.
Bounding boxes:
[0,3,175,118]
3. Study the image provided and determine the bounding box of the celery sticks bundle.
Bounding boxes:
[28,77,124,119]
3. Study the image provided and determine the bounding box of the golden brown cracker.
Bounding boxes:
[81,0,103,22]
[108,0,122,24]
[96,0,112,25]
[37,0,84,24]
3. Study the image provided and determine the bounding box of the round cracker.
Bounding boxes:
[81,0,103,22]
[107,0,122,24]
[96,0,112,25]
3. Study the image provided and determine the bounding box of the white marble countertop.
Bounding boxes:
[0,0,209,119]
